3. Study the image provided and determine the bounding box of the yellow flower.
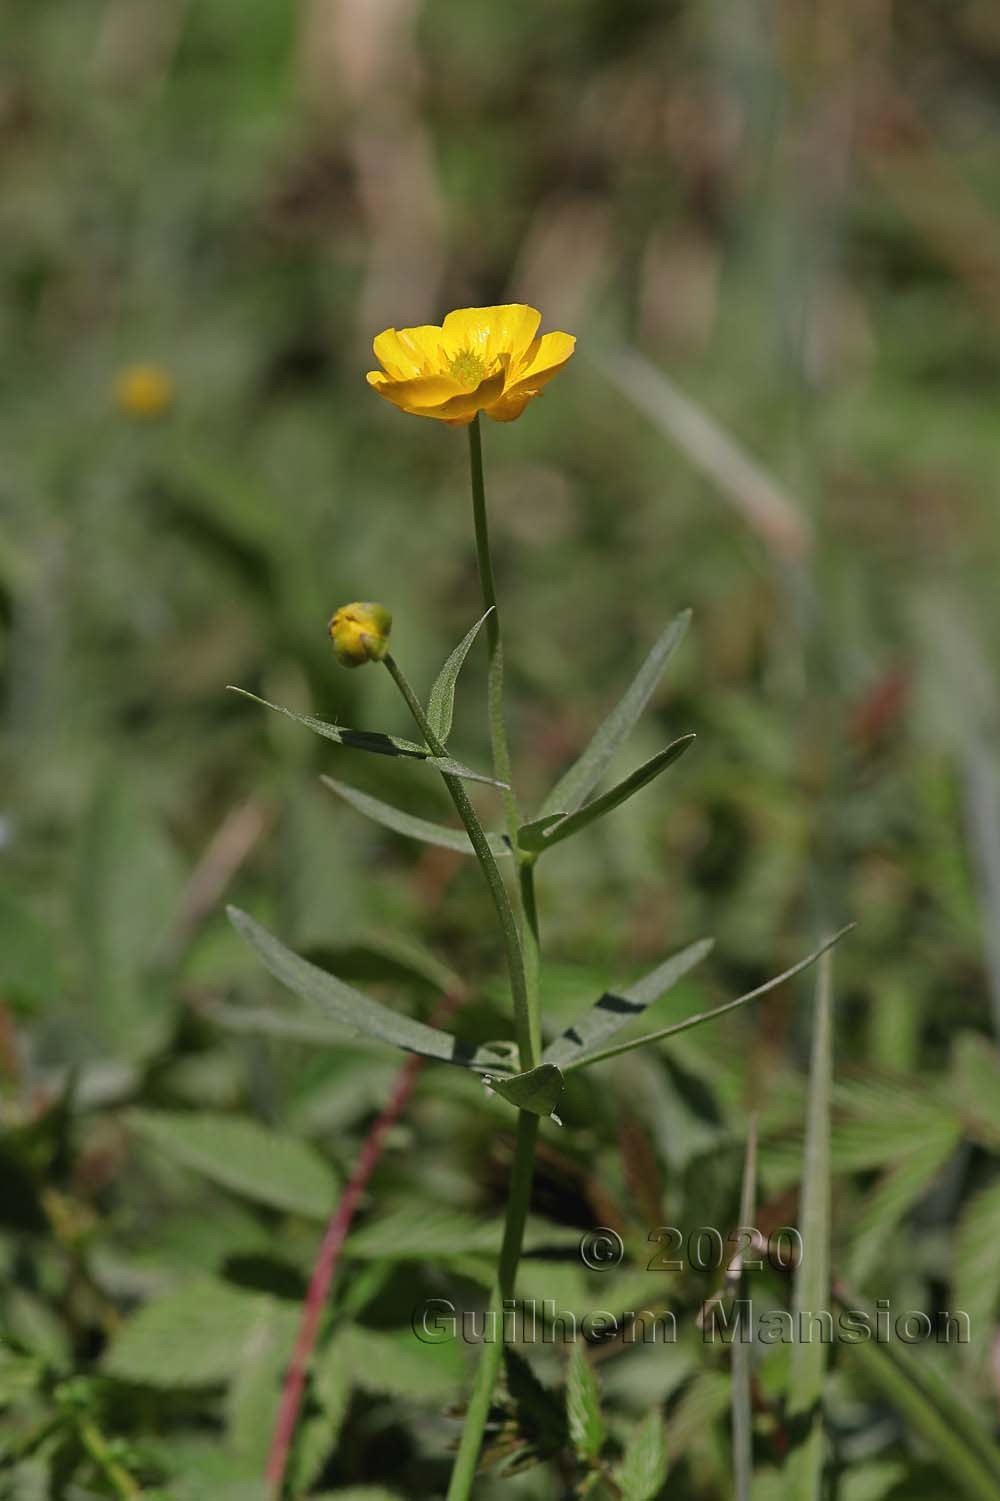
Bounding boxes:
[328,601,392,668]
[114,363,175,421]
[366,305,575,425]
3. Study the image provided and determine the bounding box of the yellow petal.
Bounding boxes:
[442,304,541,365]
[366,370,464,410]
[505,330,576,392]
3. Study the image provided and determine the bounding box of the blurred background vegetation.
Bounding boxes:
[3,1,1000,1497]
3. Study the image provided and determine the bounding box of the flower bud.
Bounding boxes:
[328,602,392,668]
[113,363,175,420]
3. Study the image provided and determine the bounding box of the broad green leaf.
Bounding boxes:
[539,609,690,818]
[562,928,852,1072]
[291,1332,353,1492]
[785,951,834,1499]
[616,1410,669,1501]
[225,1298,298,1469]
[520,737,694,854]
[104,1278,296,1389]
[840,1294,1000,1500]
[341,1325,464,1400]
[129,1109,338,1219]
[426,609,492,743]
[566,1345,605,1463]
[543,937,714,1066]
[322,775,508,856]
[228,906,515,1073]
[488,1063,565,1119]
[955,1178,1000,1340]
[343,1204,580,1261]
[228,687,506,787]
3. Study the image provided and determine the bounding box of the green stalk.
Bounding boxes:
[445,1111,539,1501]
[468,415,520,849]
[383,653,536,1070]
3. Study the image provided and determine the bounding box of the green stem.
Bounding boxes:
[518,858,543,1062]
[78,1418,140,1499]
[383,653,536,1070]
[445,1111,538,1501]
[468,416,520,848]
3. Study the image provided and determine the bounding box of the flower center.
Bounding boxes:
[447,347,487,387]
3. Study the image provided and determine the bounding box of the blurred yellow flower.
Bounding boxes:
[366,305,575,425]
[114,363,175,420]
[329,601,393,668]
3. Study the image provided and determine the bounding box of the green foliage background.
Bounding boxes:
[2,1,1000,1497]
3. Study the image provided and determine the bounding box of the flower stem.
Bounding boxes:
[468,415,520,849]
[383,653,536,1070]
[445,1110,538,1501]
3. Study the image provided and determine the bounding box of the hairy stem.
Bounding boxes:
[383,653,536,1070]
[468,415,520,848]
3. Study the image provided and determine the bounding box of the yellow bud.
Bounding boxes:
[328,602,392,668]
[114,363,175,421]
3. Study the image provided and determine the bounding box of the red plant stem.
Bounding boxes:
[266,994,462,1497]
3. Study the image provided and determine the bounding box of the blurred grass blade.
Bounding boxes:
[426,609,492,745]
[732,1116,758,1501]
[785,950,834,1498]
[518,736,694,854]
[834,1288,1000,1500]
[228,686,506,787]
[322,776,509,856]
[542,937,714,1066]
[227,906,515,1073]
[488,1063,564,1119]
[539,610,690,818]
[563,928,852,1072]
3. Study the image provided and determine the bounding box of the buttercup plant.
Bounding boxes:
[228,305,847,1498]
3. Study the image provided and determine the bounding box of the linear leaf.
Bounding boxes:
[616,1410,669,1501]
[539,609,690,818]
[562,927,852,1072]
[426,609,492,744]
[321,776,508,856]
[520,737,694,854]
[543,937,714,1066]
[228,687,506,787]
[566,1345,605,1463]
[837,1290,1000,1501]
[129,1109,338,1219]
[228,906,514,1073]
[488,1064,565,1119]
[785,951,834,1498]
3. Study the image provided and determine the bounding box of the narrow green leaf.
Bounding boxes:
[129,1109,338,1219]
[228,906,515,1074]
[836,1289,1000,1501]
[566,1345,605,1463]
[539,609,690,819]
[426,609,492,744]
[321,776,508,857]
[521,737,694,854]
[543,937,714,1066]
[785,951,834,1499]
[616,1409,669,1501]
[955,1177,1000,1340]
[848,1133,959,1282]
[488,1064,565,1119]
[563,927,852,1072]
[228,687,506,787]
